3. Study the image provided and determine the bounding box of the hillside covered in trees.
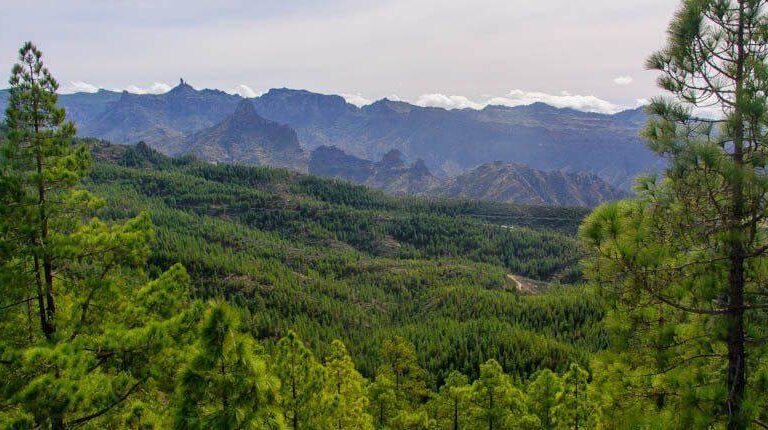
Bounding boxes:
[87,140,601,380]
[4,0,768,428]
[0,62,605,426]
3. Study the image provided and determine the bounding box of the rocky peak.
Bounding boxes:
[232,99,260,118]
[168,78,195,95]
[412,159,431,176]
[379,149,406,168]
[364,98,414,114]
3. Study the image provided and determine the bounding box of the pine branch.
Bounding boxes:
[65,377,147,428]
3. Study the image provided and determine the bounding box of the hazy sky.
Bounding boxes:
[0,0,679,113]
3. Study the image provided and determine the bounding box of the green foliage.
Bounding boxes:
[378,337,430,405]
[274,331,327,429]
[468,359,534,429]
[0,43,609,430]
[324,340,374,430]
[428,371,471,430]
[173,303,283,430]
[0,42,201,429]
[552,364,591,430]
[83,141,604,383]
[527,369,562,429]
[581,1,768,427]
[368,374,398,428]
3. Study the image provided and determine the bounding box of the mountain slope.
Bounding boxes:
[165,100,307,171]
[0,84,658,188]
[86,140,602,379]
[78,80,241,143]
[309,146,625,206]
[309,146,441,195]
[435,161,629,207]
[252,91,658,187]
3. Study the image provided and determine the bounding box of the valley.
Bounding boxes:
[86,140,602,381]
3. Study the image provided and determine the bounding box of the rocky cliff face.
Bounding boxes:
[78,80,241,144]
[309,147,440,195]
[309,147,625,206]
[0,84,659,189]
[434,161,628,206]
[168,100,307,171]
[252,90,658,188]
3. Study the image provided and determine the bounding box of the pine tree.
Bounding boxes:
[173,303,284,429]
[0,42,201,429]
[274,330,328,429]
[527,369,562,430]
[378,336,429,405]
[324,339,374,430]
[429,370,470,430]
[552,364,590,430]
[1,41,83,341]
[367,374,397,428]
[468,359,531,430]
[581,1,768,427]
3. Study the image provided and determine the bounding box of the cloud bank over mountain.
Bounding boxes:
[55,81,634,114]
[414,89,625,113]
[1,0,678,109]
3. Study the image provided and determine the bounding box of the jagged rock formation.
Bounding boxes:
[168,100,307,171]
[309,147,625,206]
[309,146,440,195]
[0,82,659,189]
[434,161,628,206]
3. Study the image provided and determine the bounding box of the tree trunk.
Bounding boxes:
[453,398,459,430]
[726,2,747,429]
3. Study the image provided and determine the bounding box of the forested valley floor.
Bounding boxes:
[90,140,604,382]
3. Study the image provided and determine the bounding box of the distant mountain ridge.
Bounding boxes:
[309,146,441,195]
[159,100,307,171]
[251,91,658,188]
[78,80,241,144]
[308,146,625,206]
[0,81,659,190]
[434,161,628,207]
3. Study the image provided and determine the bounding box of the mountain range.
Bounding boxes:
[308,146,627,205]
[308,146,441,195]
[0,80,654,205]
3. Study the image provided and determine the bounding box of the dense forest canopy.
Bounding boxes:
[2,0,768,428]
[0,44,602,429]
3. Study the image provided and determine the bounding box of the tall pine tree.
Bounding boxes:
[527,369,562,430]
[428,370,470,430]
[468,359,533,430]
[324,339,374,430]
[173,303,283,430]
[0,42,202,429]
[273,331,328,429]
[581,1,768,427]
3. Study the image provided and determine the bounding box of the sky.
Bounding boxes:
[0,0,679,113]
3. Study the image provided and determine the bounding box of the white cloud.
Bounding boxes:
[56,81,175,95]
[228,84,261,98]
[613,75,634,85]
[486,89,622,114]
[54,81,629,115]
[340,93,373,107]
[60,81,100,94]
[410,90,623,114]
[414,93,483,110]
[123,82,172,94]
